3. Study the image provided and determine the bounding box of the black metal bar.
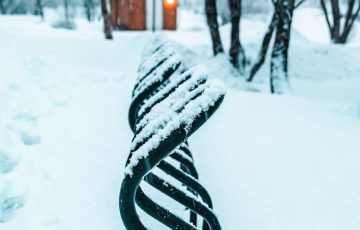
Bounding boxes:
[136,187,198,230]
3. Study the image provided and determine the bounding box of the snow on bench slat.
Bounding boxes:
[125,68,225,176]
[132,53,182,99]
[131,67,214,146]
[141,35,170,60]
[139,44,174,69]
[135,66,208,133]
[132,81,208,151]
[173,148,194,164]
[126,79,224,176]
[137,45,176,83]
[137,65,207,122]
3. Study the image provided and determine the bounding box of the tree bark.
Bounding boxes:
[343,0,356,32]
[283,0,295,80]
[320,0,360,44]
[340,1,360,43]
[34,0,44,20]
[247,12,277,82]
[320,0,334,39]
[205,0,224,55]
[331,0,341,42]
[228,0,246,73]
[101,0,113,39]
[84,0,95,22]
[64,0,69,23]
[270,0,294,94]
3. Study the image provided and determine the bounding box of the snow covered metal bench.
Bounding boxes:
[120,38,225,230]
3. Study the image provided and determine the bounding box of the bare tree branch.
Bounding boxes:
[343,0,356,32]
[247,13,277,82]
[205,0,224,55]
[320,0,333,39]
[341,0,360,42]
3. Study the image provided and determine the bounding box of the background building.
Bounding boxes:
[110,0,177,30]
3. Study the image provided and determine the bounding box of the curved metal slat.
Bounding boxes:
[120,38,223,230]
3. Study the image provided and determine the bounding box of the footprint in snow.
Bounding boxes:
[24,57,45,77]
[0,196,24,223]
[20,131,42,146]
[14,112,38,123]
[0,150,18,174]
[51,90,69,107]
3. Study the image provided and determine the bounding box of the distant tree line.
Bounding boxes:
[0,0,98,22]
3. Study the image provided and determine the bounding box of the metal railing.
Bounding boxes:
[119,37,225,230]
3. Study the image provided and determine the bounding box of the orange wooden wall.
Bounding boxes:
[110,0,176,30]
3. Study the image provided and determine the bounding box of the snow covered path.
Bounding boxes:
[1,15,360,229]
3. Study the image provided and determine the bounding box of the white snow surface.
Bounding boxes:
[1,7,360,230]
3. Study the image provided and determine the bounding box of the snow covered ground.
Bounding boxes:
[1,7,360,230]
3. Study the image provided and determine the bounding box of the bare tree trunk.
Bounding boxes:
[101,0,113,39]
[331,0,341,42]
[270,0,294,94]
[228,0,246,73]
[341,1,360,43]
[283,0,295,81]
[247,12,277,82]
[247,0,303,93]
[34,0,44,20]
[84,0,95,22]
[320,0,333,39]
[320,0,360,44]
[64,0,69,23]
[205,0,224,55]
[0,0,5,14]
[343,0,356,32]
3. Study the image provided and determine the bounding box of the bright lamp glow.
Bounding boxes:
[164,0,176,7]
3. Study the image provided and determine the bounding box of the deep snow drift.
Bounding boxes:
[1,8,360,230]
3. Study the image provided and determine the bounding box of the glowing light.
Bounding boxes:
[164,0,176,8]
